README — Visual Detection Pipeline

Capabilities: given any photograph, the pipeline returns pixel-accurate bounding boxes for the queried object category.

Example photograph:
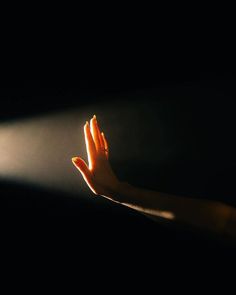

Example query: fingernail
[72,157,79,163]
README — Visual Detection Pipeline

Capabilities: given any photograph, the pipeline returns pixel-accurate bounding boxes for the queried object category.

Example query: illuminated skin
[72,115,120,198]
[72,116,236,242]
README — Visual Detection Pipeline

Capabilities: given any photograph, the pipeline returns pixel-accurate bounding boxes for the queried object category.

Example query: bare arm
[72,116,236,241]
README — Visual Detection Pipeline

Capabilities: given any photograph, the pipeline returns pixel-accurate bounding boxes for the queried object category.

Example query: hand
[72,115,121,198]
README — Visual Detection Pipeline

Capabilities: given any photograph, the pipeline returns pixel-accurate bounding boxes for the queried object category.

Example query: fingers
[99,130,105,151]
[96,118,105,153]
[84,121,96,169]
[84,115,108,165]
[90,115,102,153]
[101,132,109,159]
[93,116,108,158]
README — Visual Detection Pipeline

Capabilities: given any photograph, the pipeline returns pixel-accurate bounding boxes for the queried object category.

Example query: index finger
[84,121,96,169]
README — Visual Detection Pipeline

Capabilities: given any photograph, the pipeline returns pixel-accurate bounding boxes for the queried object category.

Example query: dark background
[1,26,236,264]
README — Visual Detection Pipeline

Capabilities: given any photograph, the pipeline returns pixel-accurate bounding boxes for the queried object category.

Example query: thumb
[72,157,91,181]
[72,157,97,195]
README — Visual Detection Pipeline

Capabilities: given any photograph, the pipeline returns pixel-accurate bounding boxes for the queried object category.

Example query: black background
[1,18,236,267]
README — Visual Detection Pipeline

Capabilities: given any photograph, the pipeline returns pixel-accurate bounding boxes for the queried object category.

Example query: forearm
[106,182,236,239]
[73,116,236,242]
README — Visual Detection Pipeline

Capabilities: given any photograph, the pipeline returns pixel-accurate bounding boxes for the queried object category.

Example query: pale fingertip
[84,122,88,131]
[72,157,79,164]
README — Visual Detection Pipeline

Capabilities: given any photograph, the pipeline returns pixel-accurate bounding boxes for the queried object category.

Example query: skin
[72,115,121,199]
[72,116,236,242]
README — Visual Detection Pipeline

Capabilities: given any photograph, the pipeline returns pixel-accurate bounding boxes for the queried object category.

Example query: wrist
[108,181,133,203]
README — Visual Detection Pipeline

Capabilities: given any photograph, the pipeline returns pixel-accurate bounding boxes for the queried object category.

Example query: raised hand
[72,115,121,198]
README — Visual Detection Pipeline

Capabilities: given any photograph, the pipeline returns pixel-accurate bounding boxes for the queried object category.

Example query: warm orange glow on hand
[72,116,120,197]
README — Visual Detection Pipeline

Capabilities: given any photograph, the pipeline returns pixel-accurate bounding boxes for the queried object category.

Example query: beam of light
[0,109,88,196]
[0,97,175,200]
[0,100,135,197]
